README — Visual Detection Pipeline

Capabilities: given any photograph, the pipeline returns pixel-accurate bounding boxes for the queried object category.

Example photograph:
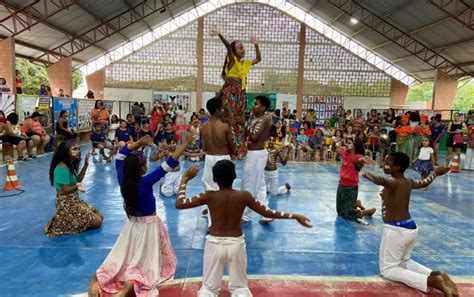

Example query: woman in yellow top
[211,29,262,157]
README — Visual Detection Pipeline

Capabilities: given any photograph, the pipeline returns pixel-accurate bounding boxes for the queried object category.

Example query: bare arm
[77,153,90,182]
[171,133,194,160]
[126,135,152,151]
[245,193,312,227]
[362,172,391,187]
[411,167,450,189]
[175,166,209,209]
[211,30,235,69]
[250,36,261,65]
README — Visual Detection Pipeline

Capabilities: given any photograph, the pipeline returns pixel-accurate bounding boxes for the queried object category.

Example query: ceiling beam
[34,0,175,62]
[124,0,153,32]
[327,0,471,78]
[427,0,474,31]
[75,2,131,43]
[370,16,453,51]
[411,60,474,75]
[350,0,414,38]
[0,0,108,53]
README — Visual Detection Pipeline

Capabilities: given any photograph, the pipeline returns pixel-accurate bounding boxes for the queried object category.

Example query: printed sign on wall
[53,97,78,132]
[17,95,37,122]
[0,92,16,116]
[77,99,97,131]
[303,95,344,124]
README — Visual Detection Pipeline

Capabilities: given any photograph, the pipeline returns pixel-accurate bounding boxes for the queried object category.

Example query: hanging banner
[17,95,38,122]
[246,93,277,111]
[152,91,191,112]
[0,92,16,116]
[36,97,52,132]
[77,99,96,131]
[303,95,344,125]
[53,97,78,132]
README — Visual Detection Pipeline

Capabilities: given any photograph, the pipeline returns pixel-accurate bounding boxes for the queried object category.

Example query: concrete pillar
[85,69,105,99]
[432,69,457,111]
[196,17,204,111]
[47,57,72,97]
[389,78,408,108]
[296,23,306,119]
[0,37,16,93]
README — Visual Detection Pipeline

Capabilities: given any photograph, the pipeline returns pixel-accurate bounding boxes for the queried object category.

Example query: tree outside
[15,58,83,95]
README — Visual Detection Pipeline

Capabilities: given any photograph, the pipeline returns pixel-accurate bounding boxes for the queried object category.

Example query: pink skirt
[96,215,177,297]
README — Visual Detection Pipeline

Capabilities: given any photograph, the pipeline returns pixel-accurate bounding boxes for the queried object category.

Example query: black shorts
[26,132,39,137]
[1,135,31,145]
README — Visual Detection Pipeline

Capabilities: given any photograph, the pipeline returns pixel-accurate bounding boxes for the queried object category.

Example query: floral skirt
[96,216,177,297]
[218,78,247,157]
[44,192,100,237]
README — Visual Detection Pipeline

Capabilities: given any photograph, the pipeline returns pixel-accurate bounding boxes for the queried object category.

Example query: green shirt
[53,165,77,191]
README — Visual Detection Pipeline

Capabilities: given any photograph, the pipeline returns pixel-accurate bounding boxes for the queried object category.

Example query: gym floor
[0,146,472,296]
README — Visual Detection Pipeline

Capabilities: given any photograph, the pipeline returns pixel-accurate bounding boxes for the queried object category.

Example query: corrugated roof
[0,0,472,82]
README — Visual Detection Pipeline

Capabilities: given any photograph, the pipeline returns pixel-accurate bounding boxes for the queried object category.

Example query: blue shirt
[139,129,153,139]
[90,131,106,143]
[115,128,131,142]
[430,123,445,142]
[115,146,179,216]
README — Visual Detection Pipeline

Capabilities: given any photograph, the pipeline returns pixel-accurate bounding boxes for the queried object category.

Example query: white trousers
[202,154,232,191]
[198,235,252,297]
[242,150,268,220]
[264,170,288,196]
[464,148,473,169]
[160,171,182,197]
[379,224,432,292]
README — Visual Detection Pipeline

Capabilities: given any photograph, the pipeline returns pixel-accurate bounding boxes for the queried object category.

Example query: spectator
[85,90,95,99]
[90,100,110,128]
[39,85,48,96]
[150,101,164,134]
[0,77,11,92]
[15,70,22,94]
[1,113,38,160]
[131,102,142,124]
[198,108,209,124]
[21,112,51,155]
[58,89,65,97]
[56,110,77,140]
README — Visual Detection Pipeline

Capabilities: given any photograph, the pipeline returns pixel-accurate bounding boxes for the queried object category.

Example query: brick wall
[432,69,457,111]
[0,38,15,93]
[47,57,72,97]
[389,78,408,108]
[85,69,105,99]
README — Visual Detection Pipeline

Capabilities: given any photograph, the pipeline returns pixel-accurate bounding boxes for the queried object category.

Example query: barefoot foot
[361,208,376,217]
[285,182,291,190]
[428,274,455,297]
[356,199,366,210]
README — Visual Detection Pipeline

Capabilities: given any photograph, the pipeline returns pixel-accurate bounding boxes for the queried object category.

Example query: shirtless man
[241,95,272,223]
[363,152,458,297]
[176,160,312,297]
[264,137,291,197]
[200,98,235,224]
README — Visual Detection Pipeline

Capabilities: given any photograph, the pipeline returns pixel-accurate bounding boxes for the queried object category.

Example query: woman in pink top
[22,112,49,155]
[336,138,376,223]
[150,101,164,134]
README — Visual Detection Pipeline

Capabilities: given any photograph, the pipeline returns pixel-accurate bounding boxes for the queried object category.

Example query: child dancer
[363,153,458,297]
[264,137,291,197]
[412,137,434,191]
[88,134,194,297]
[395,115,413,161]
[241,96,272,223]
[211,29,262,157]
[336,138,376,224]
[176,160,312,297]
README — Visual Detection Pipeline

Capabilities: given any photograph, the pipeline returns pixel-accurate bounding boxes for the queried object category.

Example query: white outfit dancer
[241,149,268,221]
[202,154,232,191]
[161,169,182,197]
[264,170,287,196]
[198,235,252,297]
[380,224,432,292]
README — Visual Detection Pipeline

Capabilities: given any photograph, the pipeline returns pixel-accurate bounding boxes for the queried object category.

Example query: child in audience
[296,127,312,161]
[115,120,132,148]
[140,121,156,159]
[412,137,434,191]
[331,129,344,162]
[309,129,327,162]
[186,115,203,161]
[108,115,119,144]
[265,137,291,196]
[176,160,312,296]
[90,122,114,162]
[367,125,380,161]
[163,122,176,143]
[336,138,376,225]
[125,113,134,131]
[344,125,356,143]
[363,153,457,296]
[131,122,141,142]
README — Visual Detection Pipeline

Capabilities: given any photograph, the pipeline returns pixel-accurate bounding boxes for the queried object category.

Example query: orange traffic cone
[3,160,22,190]
[450,154,461,173]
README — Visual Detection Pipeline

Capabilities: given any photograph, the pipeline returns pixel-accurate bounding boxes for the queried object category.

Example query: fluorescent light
[350,17,359,24]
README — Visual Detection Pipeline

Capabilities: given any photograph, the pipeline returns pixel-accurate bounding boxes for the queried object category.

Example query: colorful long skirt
[218,78,247,157]
[96,216,177,297]
[336,184,359,221]
[396,135,412,160]
[44,192,100,237]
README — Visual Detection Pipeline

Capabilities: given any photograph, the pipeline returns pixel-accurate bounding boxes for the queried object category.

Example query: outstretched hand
[183,165,200,181]
[435,167,450,176]
[184,132,196,146]
[294,214,313,228]
[139,135,153,146]
[210,29,220,36]
[250,36,258,45]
